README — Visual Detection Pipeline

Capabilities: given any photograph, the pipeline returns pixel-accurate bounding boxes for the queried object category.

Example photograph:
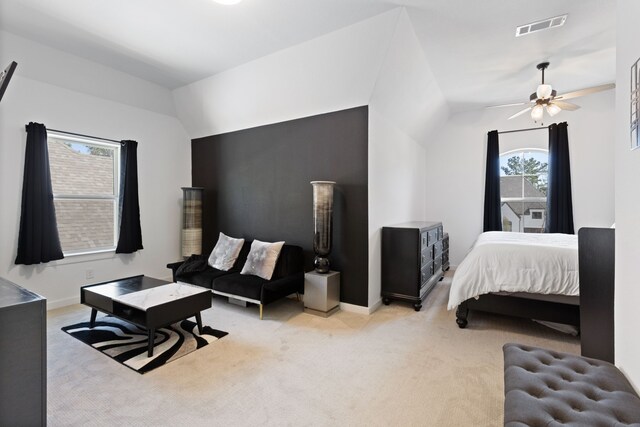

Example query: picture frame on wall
[632,57,639,150]
[0,61,17,103]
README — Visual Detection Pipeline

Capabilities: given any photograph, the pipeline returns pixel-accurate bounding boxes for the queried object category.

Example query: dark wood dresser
[0,277,46,426]
[381,221,445,311]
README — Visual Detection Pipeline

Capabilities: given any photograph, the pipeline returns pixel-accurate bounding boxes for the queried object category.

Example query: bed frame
[454,227,615,350]
[455,294,579,329]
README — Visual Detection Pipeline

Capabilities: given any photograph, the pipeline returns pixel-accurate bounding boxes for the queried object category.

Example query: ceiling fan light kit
[537,84,553,100]
[531,104,544,121]
[489,61,614,123]
[546,103,562,117]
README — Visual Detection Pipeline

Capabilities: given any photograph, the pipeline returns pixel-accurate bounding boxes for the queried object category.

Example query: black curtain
[483,130,502,232]
[115,140,143,253]
[546,122,574,234]
[15,122,64,265]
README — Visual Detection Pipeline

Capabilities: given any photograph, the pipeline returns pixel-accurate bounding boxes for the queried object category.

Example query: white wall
[0,35,191,308]
[368,109,428,308]
[425,90,615,265]
[172,9,398,139]
[367,9,448,307]
[615,0,640,390]
[1,31,176,117]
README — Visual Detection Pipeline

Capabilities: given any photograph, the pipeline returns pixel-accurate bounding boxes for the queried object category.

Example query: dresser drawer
[433,256,442,274]
[421,232,429,250]
[433,240,443,259]
[427,228,438,245]
[421,262,433,286]
[437,225,444,240]
[420,250,433,266]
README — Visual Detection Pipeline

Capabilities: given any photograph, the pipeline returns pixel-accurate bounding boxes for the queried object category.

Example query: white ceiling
[0,0,616,111]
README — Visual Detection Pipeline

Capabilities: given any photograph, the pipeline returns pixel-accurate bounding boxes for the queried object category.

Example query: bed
[449,231,580,329]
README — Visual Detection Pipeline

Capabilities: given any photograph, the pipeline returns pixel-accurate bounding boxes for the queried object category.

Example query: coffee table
[81,275,211,357]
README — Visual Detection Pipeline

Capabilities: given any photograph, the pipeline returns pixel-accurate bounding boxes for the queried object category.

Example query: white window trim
[48,131,121,257]
[500,147,548,156]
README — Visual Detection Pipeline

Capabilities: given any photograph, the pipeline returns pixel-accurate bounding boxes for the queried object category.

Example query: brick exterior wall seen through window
[48,139,117,251]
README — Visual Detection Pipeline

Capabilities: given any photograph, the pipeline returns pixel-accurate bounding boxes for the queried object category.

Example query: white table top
[112,282,209,311]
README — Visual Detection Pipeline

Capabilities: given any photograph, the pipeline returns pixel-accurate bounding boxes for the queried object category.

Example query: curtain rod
[497,126,547,135]
[25,125,122,144]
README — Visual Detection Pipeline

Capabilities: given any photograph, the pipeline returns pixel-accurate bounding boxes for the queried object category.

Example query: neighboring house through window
[499,149,548,233]
[48,132,120,255]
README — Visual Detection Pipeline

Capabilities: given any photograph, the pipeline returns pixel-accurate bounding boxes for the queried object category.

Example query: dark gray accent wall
[191,106,369,307]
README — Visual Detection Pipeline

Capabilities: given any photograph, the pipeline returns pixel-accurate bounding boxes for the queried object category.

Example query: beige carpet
[47,271,578,426]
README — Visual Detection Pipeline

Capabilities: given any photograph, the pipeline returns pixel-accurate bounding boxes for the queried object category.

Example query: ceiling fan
[489,62,615,122]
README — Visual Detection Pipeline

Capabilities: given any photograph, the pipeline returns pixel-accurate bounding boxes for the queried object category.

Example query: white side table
[304,271,340,317]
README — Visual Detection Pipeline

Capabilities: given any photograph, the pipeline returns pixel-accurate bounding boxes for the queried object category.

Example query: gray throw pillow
[208,232,245,271]
[240,239,285,280]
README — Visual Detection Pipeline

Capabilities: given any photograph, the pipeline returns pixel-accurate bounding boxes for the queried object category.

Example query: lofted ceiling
[0,0,615,112]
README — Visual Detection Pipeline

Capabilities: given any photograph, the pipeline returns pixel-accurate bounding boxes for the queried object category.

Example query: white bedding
[447,231,579,310]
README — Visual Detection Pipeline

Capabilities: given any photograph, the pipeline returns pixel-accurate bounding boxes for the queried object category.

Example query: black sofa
[167,242,304,319]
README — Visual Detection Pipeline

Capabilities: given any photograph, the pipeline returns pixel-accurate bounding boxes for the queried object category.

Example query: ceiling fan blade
[508,106,532,120]
[552,100,581,111]
[555,83,615,101]
[485,101,529,109]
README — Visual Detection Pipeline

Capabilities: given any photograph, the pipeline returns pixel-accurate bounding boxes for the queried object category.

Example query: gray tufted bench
[503,343,640,426]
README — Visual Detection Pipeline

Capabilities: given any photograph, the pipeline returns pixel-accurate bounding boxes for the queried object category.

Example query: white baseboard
[47,296,79,310]
[339,300,381,315]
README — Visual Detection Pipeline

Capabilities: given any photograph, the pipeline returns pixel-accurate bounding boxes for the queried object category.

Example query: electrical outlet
[86,269,94,280]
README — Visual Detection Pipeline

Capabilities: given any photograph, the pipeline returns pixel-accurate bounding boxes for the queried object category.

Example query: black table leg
[148,328,155,357]
[195,312,203,335]
[90,308,97,328]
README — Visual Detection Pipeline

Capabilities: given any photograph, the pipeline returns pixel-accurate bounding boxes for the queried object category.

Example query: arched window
[499,149,548,233]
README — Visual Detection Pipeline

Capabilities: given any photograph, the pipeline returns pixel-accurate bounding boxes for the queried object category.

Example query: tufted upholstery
[503,343,640,427]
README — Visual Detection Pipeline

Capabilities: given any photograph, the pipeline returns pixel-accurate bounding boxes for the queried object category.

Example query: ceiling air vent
[516,14,567,37]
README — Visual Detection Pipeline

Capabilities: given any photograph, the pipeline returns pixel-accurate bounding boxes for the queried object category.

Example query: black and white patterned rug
[62,317,228,374]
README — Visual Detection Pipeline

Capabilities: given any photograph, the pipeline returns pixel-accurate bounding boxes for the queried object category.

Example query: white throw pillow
[208,232,245,271]
[240,239,285,280]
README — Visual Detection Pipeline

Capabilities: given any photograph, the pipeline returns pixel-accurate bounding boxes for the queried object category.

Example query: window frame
[47,131,121,256]
[499,148,549,232]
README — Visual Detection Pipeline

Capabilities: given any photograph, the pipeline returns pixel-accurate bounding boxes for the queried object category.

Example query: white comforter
[447,231,579,310]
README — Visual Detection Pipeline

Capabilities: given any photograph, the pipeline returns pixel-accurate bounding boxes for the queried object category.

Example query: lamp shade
[181,187,204,258]
[531,104,544,121]
[536,84,553,99]
[546,103,562,117]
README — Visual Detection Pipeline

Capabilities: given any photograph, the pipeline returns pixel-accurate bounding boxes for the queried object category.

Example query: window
[499,149,548,233]
[48,132,120,255]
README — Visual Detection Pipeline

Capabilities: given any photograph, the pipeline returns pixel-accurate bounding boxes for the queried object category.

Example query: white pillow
[240,239,285,280]
[208,232,245,271]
